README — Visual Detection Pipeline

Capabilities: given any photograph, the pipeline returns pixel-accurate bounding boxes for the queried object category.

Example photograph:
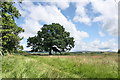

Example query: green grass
[2,53,119,78]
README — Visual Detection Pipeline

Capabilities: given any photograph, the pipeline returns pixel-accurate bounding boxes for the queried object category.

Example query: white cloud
[86,39,117,52]
[50,2,70,10]
[19,19,42,38]
[73,0,118,36]
[71,38,118,52]
[17,0,118,52]
[99,39,118,52]
[18,1,89,51]
[73,0,91,25]
[91,0,118,36]
[99,31,105,37]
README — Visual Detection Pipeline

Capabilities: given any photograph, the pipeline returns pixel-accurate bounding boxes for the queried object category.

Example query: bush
[14,50,30,55]
[16,50,27,53]
[1,50,9,56]
[62,52,71,55]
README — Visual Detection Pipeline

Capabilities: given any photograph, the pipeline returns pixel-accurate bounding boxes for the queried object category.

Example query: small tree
[0,1,24,55]
[27,23,75,55]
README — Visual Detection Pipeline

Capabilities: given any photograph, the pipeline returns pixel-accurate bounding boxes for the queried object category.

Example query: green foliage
[0,1,24,55]
[27,23,75,55]
[15,50,27,54]
[2,54,118,78]
[62,52,72,55]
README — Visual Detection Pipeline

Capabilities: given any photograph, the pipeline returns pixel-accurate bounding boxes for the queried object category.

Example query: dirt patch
[41,55,104,58]
[30,54,49,56]
[21,53,103,58]
[41,55,85,58]
[91,56,103,58]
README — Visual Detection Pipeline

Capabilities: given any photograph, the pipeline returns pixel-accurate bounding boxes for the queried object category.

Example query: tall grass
[2,54,118,78]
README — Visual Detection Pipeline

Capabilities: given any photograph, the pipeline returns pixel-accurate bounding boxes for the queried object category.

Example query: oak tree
[27,23,75,55]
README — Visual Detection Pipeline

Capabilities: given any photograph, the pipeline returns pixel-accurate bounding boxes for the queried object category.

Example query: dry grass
[2,53,119,78]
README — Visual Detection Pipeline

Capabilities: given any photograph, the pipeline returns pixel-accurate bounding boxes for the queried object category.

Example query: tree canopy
[0,1,24,55]
[27,23,75,55]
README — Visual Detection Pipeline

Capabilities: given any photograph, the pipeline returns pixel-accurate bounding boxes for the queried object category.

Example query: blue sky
[15,0,119,52]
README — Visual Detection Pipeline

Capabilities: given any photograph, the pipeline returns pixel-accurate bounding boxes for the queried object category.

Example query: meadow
[1,53,119,78]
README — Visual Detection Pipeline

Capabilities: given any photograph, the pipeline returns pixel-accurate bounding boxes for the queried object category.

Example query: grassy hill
[2,53,119,78]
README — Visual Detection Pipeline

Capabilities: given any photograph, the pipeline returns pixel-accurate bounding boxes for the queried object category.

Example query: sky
[14,0,119,52]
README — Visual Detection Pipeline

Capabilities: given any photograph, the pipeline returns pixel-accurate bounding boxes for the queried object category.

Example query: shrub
[62,52,71,55]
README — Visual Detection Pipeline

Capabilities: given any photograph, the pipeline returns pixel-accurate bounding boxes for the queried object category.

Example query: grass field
[2,53,119,78]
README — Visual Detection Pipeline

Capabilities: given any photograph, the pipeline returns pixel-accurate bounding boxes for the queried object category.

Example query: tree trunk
[49,47,52,55]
